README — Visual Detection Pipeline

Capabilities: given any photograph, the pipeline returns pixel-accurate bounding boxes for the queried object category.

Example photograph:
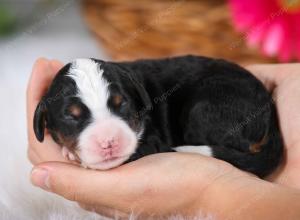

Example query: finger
[29,138,66,165]
[27,58,60,110]
[246,64,300,91]
[26,58,63,132]
[50,59,64,72]
[27,58,54,138]
[30,154,235,215]
[246,65,277,91]
[27,147,41,165]
[26,58,65,163]
[30,162,132,212]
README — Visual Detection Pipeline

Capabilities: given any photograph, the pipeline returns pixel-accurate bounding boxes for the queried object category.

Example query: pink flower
[229,0,300,62]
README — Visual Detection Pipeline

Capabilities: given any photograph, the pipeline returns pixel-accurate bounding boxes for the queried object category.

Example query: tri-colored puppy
[34,55,283,177]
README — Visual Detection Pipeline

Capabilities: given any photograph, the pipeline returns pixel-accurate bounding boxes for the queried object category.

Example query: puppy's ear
[132,80,152,110]
[116,65,152,111]
[33,100,47,142]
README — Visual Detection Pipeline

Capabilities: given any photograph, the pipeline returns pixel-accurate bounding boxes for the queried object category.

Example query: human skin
[247,64,300,188]
[27,59,300,219]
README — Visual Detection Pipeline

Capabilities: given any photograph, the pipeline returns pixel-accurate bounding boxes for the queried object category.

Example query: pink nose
[97,138,118,149]
[93,137,121,157]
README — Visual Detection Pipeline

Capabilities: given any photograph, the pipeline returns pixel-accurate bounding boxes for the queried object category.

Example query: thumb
[30,162,129,209]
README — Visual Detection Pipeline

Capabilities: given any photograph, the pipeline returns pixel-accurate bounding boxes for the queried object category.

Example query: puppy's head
[34,59,150,169]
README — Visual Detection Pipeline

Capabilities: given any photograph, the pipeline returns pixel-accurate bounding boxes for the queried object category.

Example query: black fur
[34,55,283,177]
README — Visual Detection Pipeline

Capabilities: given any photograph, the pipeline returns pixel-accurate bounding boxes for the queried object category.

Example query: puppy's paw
[62,146,76,161]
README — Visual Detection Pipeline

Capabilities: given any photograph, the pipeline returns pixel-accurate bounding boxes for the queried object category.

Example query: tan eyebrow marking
[249,134,268,154]
[69,104,82,117]
[112,95,123,106]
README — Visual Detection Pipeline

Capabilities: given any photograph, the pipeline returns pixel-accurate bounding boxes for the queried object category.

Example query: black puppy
[34,55,283,177]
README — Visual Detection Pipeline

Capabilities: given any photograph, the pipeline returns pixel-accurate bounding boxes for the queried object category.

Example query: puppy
[33,55,283,177]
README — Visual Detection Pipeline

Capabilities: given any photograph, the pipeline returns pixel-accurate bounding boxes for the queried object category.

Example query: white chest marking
[173,145,213,157]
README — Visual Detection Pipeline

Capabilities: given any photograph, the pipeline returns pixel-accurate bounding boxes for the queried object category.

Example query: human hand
[27,58,253,218]
[27,59,300,219]
[31,151,266,219]
[26,58,66,165]
[247,64,300,189]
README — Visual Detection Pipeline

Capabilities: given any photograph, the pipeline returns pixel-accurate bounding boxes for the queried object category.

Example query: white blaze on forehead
[67,58,110,119]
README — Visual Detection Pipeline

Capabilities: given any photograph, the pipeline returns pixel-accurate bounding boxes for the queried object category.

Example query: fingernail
[31,168,50,191]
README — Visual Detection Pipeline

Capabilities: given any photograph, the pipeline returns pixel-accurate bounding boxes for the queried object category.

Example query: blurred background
[0,0,299,162]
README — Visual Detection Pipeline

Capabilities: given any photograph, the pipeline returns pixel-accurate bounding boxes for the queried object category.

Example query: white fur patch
[174,145,213,157]
[68,59,111,120]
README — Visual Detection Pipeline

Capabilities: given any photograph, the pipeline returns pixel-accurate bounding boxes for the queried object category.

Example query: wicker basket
[82,0,275,64]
